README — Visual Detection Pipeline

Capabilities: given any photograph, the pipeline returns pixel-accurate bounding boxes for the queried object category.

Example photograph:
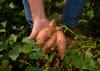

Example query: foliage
[0,0,100,71]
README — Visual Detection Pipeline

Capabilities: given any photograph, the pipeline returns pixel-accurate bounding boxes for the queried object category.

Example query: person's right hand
[36,20,69,60]
[28,18,49,40]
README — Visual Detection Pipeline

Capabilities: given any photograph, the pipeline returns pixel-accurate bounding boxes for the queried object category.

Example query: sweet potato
[49,19,56,32]
[56,30,67,60]
[36,27,51,44]
[42,32,57,53]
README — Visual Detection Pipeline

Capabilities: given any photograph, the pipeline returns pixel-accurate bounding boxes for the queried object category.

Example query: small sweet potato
[36,27,51,44]
[49,19,56,33]
[56,30,67,60]
[42,32,57,53]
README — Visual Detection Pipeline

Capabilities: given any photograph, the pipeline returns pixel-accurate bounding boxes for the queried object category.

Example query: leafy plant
[0,0,100,71]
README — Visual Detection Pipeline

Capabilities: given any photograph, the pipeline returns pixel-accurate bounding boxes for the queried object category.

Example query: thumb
[28,28,38,40]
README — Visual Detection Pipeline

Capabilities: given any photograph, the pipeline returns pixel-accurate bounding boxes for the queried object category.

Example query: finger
[56,30,67,60]
[28,28,38,40]
[41,32,57,53]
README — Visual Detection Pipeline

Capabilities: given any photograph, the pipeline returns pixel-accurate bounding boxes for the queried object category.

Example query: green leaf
[0,29,6,32]
[28,44,42,59]
[0,39,9,49]
[22,43,33,53]
[25,65,43,71]
[33,45,40,52]
[82,57,96,70]
[70,54,96,70]
[22,37,32,44]
[71,55,83,68]
[8,45,22,60]
[85,49,93,58]
[63,56,71,65]
[97,58,100,64]
[29,51,42,59]
[1,21,7,28]
[9,2,15,9]
[2,59,9,66]
[68,48,96,70]
[0,59,11,71]
[10,34,17,43]
[87,9,94,18]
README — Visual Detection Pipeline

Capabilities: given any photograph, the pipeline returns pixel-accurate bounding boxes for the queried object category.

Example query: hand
[28,18,49,40]
[36,20,69,60]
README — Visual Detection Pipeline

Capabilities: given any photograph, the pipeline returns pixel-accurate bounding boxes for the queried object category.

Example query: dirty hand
[28,18,49,40]
[36,20,69,60]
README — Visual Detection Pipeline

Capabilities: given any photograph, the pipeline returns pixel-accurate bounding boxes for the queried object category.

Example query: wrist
[33,16,49,24]
[33,16,46,21]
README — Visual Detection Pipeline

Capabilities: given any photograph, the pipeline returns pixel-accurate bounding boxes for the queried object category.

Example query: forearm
[28,0,46,20]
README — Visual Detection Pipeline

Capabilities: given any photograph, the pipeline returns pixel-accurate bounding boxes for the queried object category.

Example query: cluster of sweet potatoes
[35,19,69,60]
